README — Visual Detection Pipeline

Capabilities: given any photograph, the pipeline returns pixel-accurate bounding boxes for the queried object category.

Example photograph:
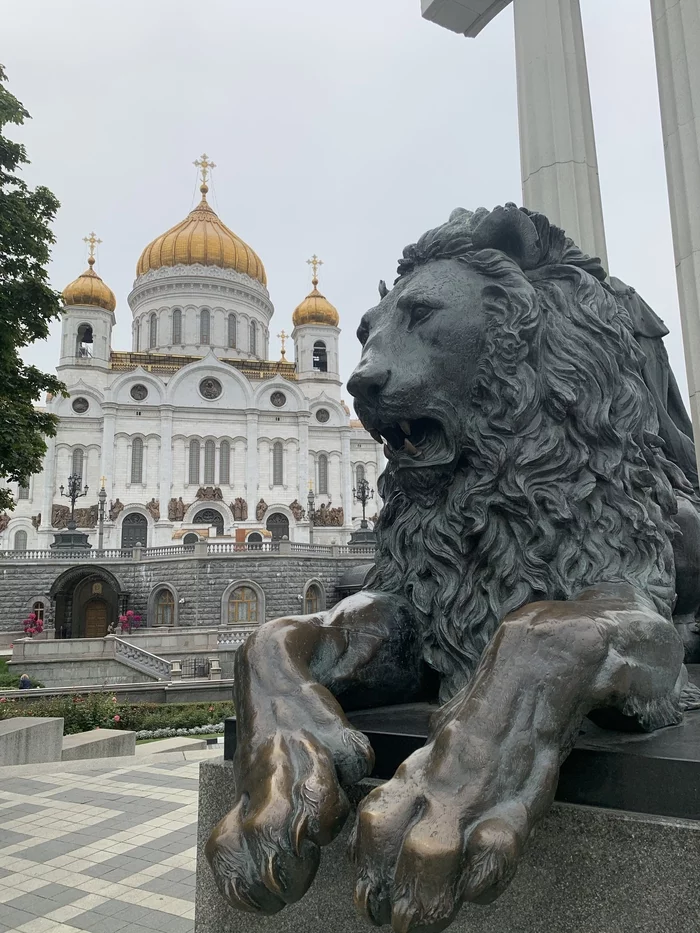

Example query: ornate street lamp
[59,473,89,530]
[353,478,374,529]
[97,476,107,551]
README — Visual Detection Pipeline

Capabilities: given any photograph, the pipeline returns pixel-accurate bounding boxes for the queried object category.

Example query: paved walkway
[0,749,215,933]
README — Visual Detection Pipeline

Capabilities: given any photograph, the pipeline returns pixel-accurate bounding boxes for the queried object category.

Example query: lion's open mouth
[364,417,455,469]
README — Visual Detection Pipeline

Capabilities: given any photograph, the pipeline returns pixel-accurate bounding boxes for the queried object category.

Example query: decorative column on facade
[40,436,57,531]
[650,0,700,464]
[245,411,259,515]
[298,413,310,502]
[100,404,117,495]
[159,406,174,520]
[340,429,352,528]
[513,0,608,269]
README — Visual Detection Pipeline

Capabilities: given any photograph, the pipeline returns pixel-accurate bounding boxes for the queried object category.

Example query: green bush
[0,660,44,690]
[0,693,234,735]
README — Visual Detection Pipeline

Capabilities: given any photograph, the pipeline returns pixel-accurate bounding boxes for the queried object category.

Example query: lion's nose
[348,363,390,404]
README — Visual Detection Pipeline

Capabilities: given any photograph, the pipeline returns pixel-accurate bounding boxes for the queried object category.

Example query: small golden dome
[62,257,116,313]
[292,256,339,327]
[136,185,267,285]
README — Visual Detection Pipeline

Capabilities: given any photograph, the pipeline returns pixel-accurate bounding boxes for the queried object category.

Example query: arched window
[76,323,93,358]
[220,440,231,485]
[305,583,323,615]
[18,484,29,500]
[272,442,284,485]
[172,308,182,345]
[14,530,28,550]
[183,532,199,546]
[313,341,328,372]
[247,532,263,549]
[249,320,257,356]
[200,309,211,345]
[228,586,259,624]
[356,464,366,486]
[318,454,328,494]
[204,440,216,484]
[32,601,45,622]
[131,438,144,484]
[72,448,84,479]
[228,313,237,348]
[134,322,140,352]
[189,439,200,484]
[149,312,157,349]
[154,589,175,625]
[266,512,289,541]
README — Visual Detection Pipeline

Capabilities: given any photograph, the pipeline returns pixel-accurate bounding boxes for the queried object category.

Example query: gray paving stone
[0,778,54,795]
[0,904,35,929]
[68,913,132,932]
[0,827,30,847]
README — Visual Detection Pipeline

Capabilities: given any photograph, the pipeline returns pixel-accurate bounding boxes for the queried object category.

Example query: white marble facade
[2,187,383,550]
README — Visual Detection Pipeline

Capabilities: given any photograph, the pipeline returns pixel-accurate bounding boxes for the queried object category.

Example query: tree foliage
[0,64,65,511]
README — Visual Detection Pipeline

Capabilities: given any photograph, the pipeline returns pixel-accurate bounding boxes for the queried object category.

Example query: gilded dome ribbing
[62,257,116,312]
[136,184,267,285]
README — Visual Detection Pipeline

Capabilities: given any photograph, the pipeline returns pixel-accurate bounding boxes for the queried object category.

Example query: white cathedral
[1,159,383,551]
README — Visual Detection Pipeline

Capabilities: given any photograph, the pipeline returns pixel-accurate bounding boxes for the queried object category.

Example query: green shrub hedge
[0,693,234,735]
[0,660,44,690]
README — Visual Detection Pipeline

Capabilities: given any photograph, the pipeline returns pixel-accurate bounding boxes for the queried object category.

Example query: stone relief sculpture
[314,502,344,526]
[52,503,98,529]
[0,512,9,533]
[231,498,248,521]
[197,486,223,501]
[255,499,268,521]
[288,498,304,521]
[206,205,700,931]
[168,497,187,521]
[109,498,124,521]
[146,498,160,521]
[31,514,41,530]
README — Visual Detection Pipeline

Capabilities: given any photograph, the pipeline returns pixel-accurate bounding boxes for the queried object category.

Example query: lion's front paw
[349,749,530,933]
[206,727,373,914]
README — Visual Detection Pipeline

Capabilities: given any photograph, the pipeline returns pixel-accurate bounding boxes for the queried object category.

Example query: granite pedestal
[0,716,63,766]
[195,757,700,933]
[61,727,136,760]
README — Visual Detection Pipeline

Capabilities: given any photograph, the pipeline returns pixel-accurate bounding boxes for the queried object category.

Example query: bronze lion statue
[206,205,700,932]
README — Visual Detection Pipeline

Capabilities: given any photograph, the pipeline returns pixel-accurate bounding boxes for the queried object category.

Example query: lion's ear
[378,280,389,299]
[471,204,541,270]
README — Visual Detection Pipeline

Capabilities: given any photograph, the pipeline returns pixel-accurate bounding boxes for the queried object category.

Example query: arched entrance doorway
[194,508,224,536]
[49,566,125,639]
[85,598,109,637]
[121,513,148,549]
[266,512,289,541]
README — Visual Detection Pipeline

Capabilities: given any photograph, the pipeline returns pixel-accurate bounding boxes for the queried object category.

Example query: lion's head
[348,204,681,702]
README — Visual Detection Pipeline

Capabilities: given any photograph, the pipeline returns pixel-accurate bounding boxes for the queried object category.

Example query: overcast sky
[3,0,688,405]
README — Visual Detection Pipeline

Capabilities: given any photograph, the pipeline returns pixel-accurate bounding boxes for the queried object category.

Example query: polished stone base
[195,757,700,933]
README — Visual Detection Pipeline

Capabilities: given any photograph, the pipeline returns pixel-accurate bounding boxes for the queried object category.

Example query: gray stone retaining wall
[0,552,372,636]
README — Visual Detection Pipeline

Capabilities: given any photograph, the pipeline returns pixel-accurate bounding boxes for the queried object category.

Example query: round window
[72,397,89,414]
[315,408,330,423]
[271,391,287,408]
[199,378,223,400]
[130,384,148,401]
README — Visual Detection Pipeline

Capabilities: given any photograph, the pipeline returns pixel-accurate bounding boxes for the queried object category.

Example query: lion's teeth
[403,439,419,456]
[383,444,392,458]
[370,430,383,444]
[399,421,411,436]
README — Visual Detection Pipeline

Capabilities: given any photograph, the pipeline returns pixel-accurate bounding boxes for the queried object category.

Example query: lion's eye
[408,304,434,329]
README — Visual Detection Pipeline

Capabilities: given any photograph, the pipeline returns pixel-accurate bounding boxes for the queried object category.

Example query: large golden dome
[62,257,116,313]
[136,184,267,285]
[292,257,339,327]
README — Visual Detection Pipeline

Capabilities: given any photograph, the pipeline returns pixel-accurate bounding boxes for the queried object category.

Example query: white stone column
[159,406,174,519]
[650,0,700,460]
[340,429,352,529]
[513,0,608,269]
[40,436,56,531]
[246,411,259,513]
[100,404,117,494]
[298,414,309,501]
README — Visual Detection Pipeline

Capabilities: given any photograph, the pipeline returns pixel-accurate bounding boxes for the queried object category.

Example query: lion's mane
[369,206,682,702]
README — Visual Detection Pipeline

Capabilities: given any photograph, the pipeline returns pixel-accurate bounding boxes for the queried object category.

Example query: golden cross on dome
[83,231,102,267]
[194,153,216,189]
[277,329,289,361]
[306,254,323,286]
